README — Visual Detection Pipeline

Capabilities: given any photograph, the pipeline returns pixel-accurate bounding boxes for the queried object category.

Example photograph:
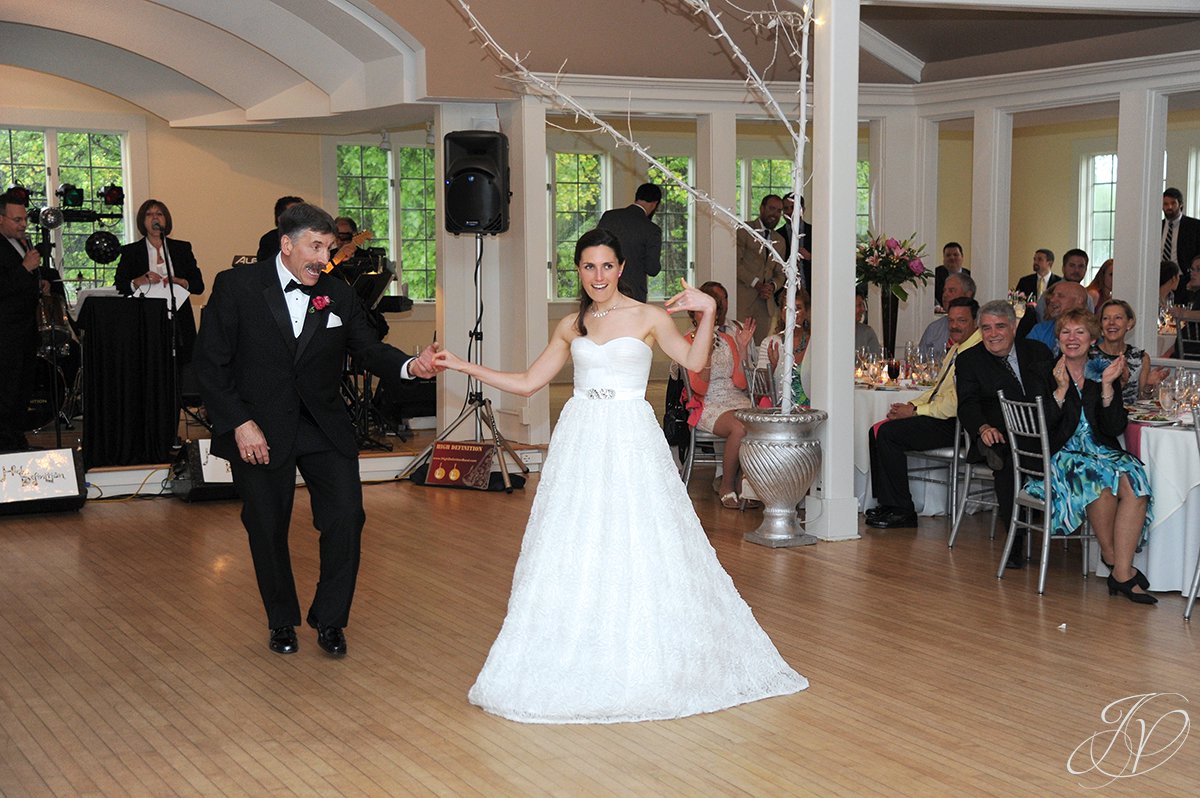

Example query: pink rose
[885,237,901,251]
[908,257,924,275]
[310,295,332,313]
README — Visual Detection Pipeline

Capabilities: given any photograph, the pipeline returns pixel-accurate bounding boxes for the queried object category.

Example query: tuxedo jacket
[596,204,661,303]
[0,236,39,332]
[1041,369,1129,457]
[1164,214,1200,303]
[193,260,412,467]
[114,237,204,296]
[954,338,1054,440]
[779,219,813,292]
[1013,272,1060,302]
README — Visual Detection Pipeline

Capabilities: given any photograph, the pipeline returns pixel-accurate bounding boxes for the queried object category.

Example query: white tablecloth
[1136,425,1200,594]
[853,386,952,516]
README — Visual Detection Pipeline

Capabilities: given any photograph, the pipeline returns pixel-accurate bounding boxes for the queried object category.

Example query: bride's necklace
[590,300,622,319]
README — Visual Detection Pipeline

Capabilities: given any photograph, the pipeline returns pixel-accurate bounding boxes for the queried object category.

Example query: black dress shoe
[269,626,298,654]
[308,619,347,657]
[1107,573,1158,604]
[865,505,892,520]
[866,509,918,529]
[981,443,1004,472]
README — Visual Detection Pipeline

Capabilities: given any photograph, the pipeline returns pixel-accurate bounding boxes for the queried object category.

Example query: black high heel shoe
[1107,573,1158,605]
[1100,556,1150,590]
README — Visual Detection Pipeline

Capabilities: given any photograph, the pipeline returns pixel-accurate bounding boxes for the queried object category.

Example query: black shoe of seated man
[980,442,1004,472]
[1005,533,1025,569]
[308,618,347,657]
[269,626,299,654]
[866,509,918,529]
[865,505,893,520]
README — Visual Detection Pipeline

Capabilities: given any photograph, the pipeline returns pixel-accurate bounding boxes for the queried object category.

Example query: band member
[0,191,41,451]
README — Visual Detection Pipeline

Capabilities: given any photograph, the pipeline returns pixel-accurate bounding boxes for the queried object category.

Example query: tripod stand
[399,234,528,492]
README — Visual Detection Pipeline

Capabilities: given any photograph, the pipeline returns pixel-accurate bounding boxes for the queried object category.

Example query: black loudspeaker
[444,130,510,234]
[171,442,240,502]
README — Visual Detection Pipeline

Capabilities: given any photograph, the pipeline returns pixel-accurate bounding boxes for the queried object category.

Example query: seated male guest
[114,199,205,362]
[256,195,304,263]
[855,293,881,354]
[918,271,976,355]
[866,298,981,528]
[955,300,1053,568]
[1017,280,1087,355]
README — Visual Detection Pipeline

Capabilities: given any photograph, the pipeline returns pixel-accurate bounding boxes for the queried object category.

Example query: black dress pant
[231,416,365,629]
[869,415,956,513]
[0,325,36,450]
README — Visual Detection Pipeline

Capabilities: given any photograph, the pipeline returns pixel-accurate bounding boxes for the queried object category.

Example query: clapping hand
[664,278,715,316]
[1100,354,1125,387]
[1052,357,1071,392]
[734,317,756,353]
[767,338,780,370]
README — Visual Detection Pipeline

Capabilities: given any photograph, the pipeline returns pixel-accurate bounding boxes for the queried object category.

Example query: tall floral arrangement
[855,233,929,301]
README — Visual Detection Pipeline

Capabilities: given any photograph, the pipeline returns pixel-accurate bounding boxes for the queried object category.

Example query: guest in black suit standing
[256,195,304,264]
[0,191,41,451]
[114,199,205,363]
[194,203,438,657]
[1162,187,1200,306]
[1013,248,1060,303]
[779,193,813,292]
[933,242,969,312]
[955,300,1053,569]
[597,183,661,303]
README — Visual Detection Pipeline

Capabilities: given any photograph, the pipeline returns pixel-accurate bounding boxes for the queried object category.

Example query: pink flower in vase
[908,257,925,275]
[309,295,332,313]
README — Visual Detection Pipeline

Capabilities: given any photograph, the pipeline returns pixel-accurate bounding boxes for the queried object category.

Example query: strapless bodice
[570,336,651,400]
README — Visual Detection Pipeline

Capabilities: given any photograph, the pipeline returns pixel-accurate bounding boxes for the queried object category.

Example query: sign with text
[426,441,495,489]
[197,439,234,483]
[0,449,81,503]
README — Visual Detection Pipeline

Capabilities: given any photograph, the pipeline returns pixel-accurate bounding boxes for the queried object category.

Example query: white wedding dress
[468,336,807,724]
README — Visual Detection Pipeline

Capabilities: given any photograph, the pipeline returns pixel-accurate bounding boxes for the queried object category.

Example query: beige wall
[936,130,973,272]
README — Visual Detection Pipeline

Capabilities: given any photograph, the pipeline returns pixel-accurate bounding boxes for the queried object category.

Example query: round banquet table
[853,385,953,516]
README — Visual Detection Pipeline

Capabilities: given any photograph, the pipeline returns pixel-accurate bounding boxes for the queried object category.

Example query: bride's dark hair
[574,228,628,336]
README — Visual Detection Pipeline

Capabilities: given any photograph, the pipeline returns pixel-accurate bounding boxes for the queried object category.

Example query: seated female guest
[1027,307,1155,604]
[1159,260,1181,313]
[686,281,755,508]
[1087,299,1167,404]
[1085,258,1113,308]
[756,287,811,407]
[114,199,205,361]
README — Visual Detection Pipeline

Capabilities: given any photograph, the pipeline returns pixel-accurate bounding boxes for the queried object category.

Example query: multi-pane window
[1084,153,1117,274]
[0,127,126,286]
[335,143,437,300]
[57,131,125,285]
[856,159,871,243]
[749,158,794,218]
[551,152,603,299]
[646,156,692,299]
[395,147,437,300]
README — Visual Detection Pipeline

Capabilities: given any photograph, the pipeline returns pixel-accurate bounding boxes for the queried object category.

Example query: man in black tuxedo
[955,300,1053,569]
[195,203,438,657]
[1013,248,1060,303]
[0,191,42,452]
[596,183,661,303]
[1162,187,1200,306]
[779,193,813,292]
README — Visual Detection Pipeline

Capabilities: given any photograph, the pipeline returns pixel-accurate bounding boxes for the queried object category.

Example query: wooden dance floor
[1,474,1197,796]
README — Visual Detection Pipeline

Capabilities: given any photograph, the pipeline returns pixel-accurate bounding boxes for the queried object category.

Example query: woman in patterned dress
[1086,299,1168,404]
[1026,307,1156,604]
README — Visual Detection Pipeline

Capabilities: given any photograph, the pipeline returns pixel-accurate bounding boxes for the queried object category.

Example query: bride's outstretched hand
[665,278,715,315]
[432,349,467,373]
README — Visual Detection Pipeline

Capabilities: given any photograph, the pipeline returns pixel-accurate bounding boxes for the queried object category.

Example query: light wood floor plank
[2,473,1197,796]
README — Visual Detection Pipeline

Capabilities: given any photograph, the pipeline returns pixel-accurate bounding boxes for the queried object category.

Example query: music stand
[343,264,400,450]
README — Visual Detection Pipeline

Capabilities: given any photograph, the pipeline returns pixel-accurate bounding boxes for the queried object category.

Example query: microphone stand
[157,226,183,450]
[33,230,67,448]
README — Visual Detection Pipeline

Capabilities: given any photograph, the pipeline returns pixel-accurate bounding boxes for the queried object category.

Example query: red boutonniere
[309,295,332,313]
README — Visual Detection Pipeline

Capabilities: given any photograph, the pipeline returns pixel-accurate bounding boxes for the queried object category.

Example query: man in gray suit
[597,183,662,303]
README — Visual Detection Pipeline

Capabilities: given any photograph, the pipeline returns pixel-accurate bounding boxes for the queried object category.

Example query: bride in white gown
[433,229,807,724]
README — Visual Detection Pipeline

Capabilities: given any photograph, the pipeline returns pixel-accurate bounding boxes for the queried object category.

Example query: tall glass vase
[879,287,900,358]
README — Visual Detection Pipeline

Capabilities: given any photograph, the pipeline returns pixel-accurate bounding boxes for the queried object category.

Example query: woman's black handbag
[662,375,690,452]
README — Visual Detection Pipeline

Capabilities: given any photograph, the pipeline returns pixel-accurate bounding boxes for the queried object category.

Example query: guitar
[322,229,373,273]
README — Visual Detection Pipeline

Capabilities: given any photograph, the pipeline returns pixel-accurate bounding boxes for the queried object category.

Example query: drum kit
[27,293,82,433]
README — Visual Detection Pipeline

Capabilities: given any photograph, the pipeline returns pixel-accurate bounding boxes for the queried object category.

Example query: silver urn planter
[733,407,828,548]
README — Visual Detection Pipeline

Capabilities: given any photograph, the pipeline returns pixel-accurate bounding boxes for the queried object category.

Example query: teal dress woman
[1023,308,1155,604]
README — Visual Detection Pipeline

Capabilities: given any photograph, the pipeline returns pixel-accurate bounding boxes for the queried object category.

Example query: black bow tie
[285,279,313,296]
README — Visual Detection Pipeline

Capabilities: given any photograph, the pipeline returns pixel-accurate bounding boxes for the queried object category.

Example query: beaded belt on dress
[573,387,641,400]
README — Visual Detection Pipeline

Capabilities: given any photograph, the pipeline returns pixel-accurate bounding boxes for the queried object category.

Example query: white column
[495,96,552,443]
[434,102,504,440]
[696,111,738,288]
[807,0,860,542]
[1113,88,1167,355]
[971,107,1013,303]
[874,108,940,344]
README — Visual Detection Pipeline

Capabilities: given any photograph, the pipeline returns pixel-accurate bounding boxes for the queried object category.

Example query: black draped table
[78,296,176,469]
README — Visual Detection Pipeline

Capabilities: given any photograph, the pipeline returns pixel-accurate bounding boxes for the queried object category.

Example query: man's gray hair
[979,299,1016,324]
[946,271,976,297]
